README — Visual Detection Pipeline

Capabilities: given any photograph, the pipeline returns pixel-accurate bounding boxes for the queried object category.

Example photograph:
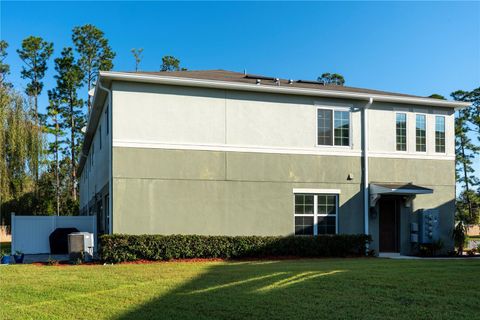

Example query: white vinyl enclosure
[11,214,96,254]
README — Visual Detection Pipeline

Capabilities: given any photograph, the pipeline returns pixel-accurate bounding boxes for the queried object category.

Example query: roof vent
[245,74,276,81]
[296,79,325,85]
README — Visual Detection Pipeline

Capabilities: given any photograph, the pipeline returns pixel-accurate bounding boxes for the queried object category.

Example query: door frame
[378,197,401,253]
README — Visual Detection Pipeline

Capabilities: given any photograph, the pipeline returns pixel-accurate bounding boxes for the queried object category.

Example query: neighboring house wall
[108,81,456,254]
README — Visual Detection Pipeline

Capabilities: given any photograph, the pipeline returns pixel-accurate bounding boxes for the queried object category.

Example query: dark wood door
[379,198,399,252]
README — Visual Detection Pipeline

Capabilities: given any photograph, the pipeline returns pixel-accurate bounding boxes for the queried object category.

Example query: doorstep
[378,252,420,259]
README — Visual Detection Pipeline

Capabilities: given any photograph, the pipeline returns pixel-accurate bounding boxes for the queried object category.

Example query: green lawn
[1,258,479,319]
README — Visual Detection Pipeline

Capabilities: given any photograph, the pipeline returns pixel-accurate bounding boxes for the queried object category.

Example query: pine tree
[46,89,64,215]
[467,88,480,139]
[452,90,480,222]
[0,40,10,88]
[428,94,446,100]
[54,47,84,201]
[160,56,186,72]
[131,48,143,72]
[72,24,115,113]
[16,36,53,195]
[318,73,345,86]
[16,36,54,121]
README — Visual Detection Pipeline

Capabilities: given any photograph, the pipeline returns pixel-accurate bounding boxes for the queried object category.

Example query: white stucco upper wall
[368,103,455,157]
[110,81,454,160]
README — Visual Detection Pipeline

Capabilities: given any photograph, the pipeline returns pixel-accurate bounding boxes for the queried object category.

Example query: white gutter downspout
[97,80,113,235]
[363,97,373,248]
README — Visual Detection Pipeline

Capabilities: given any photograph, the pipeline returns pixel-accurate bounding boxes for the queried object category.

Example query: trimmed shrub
[99,234,372,263]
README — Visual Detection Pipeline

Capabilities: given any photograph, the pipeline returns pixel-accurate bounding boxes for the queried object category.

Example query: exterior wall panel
[368,103,455,158]
[368,158,455,254]
[78,80,458,255]
[112,147,455,254]
[111,81,454,161]
[113,147,364,236]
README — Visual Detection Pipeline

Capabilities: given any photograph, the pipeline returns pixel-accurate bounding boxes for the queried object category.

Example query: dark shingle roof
[125,69,423,99]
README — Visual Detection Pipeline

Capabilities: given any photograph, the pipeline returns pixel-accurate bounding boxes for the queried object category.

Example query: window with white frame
[294,193,338,235]
[435,116,445,153]
[317,108,350,146]
[415,114,426,152]
[396,113,407,151]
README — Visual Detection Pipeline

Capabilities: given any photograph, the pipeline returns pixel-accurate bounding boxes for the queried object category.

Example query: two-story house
[78,70,469,255]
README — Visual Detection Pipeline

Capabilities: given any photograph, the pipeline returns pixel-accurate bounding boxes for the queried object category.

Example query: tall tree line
[0,24,115,221]
[2,24,188,220]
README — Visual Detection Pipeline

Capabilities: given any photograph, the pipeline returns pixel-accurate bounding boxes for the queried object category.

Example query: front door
[379,198,400,252]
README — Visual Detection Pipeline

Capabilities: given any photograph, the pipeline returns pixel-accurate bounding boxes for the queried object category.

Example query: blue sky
[1,1,479,175]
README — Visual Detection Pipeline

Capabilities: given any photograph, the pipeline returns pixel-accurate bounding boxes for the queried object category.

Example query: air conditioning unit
[68,232,94,262]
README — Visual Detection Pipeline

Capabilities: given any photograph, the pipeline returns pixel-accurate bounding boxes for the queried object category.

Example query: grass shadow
[114,258,480,320]
[115,260,348,320]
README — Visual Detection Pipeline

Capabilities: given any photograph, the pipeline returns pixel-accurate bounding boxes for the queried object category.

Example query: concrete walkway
[379,252,480,260]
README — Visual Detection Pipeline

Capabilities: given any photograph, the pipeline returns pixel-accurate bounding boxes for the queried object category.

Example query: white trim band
[112,139,455,161]
[293,188,341,194]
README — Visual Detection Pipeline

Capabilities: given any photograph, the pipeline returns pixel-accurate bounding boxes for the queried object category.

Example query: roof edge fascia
[99,71,471,109]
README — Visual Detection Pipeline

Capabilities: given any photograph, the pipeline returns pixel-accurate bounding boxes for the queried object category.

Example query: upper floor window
[317,108,350,146]
[435,116,445,153]
[396,113,407,151]
[294,193,338,236]
[416,114,426,152]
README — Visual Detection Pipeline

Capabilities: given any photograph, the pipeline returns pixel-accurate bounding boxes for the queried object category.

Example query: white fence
[11,214,96,254]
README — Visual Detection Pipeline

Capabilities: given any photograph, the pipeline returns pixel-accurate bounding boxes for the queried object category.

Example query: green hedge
[99,234,372,263]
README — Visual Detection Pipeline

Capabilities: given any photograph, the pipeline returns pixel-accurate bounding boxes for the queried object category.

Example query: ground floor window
[294,193,338,235]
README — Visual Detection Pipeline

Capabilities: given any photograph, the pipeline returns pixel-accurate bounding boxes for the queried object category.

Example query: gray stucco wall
[112,147,363,236]
[112,147,455,254]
